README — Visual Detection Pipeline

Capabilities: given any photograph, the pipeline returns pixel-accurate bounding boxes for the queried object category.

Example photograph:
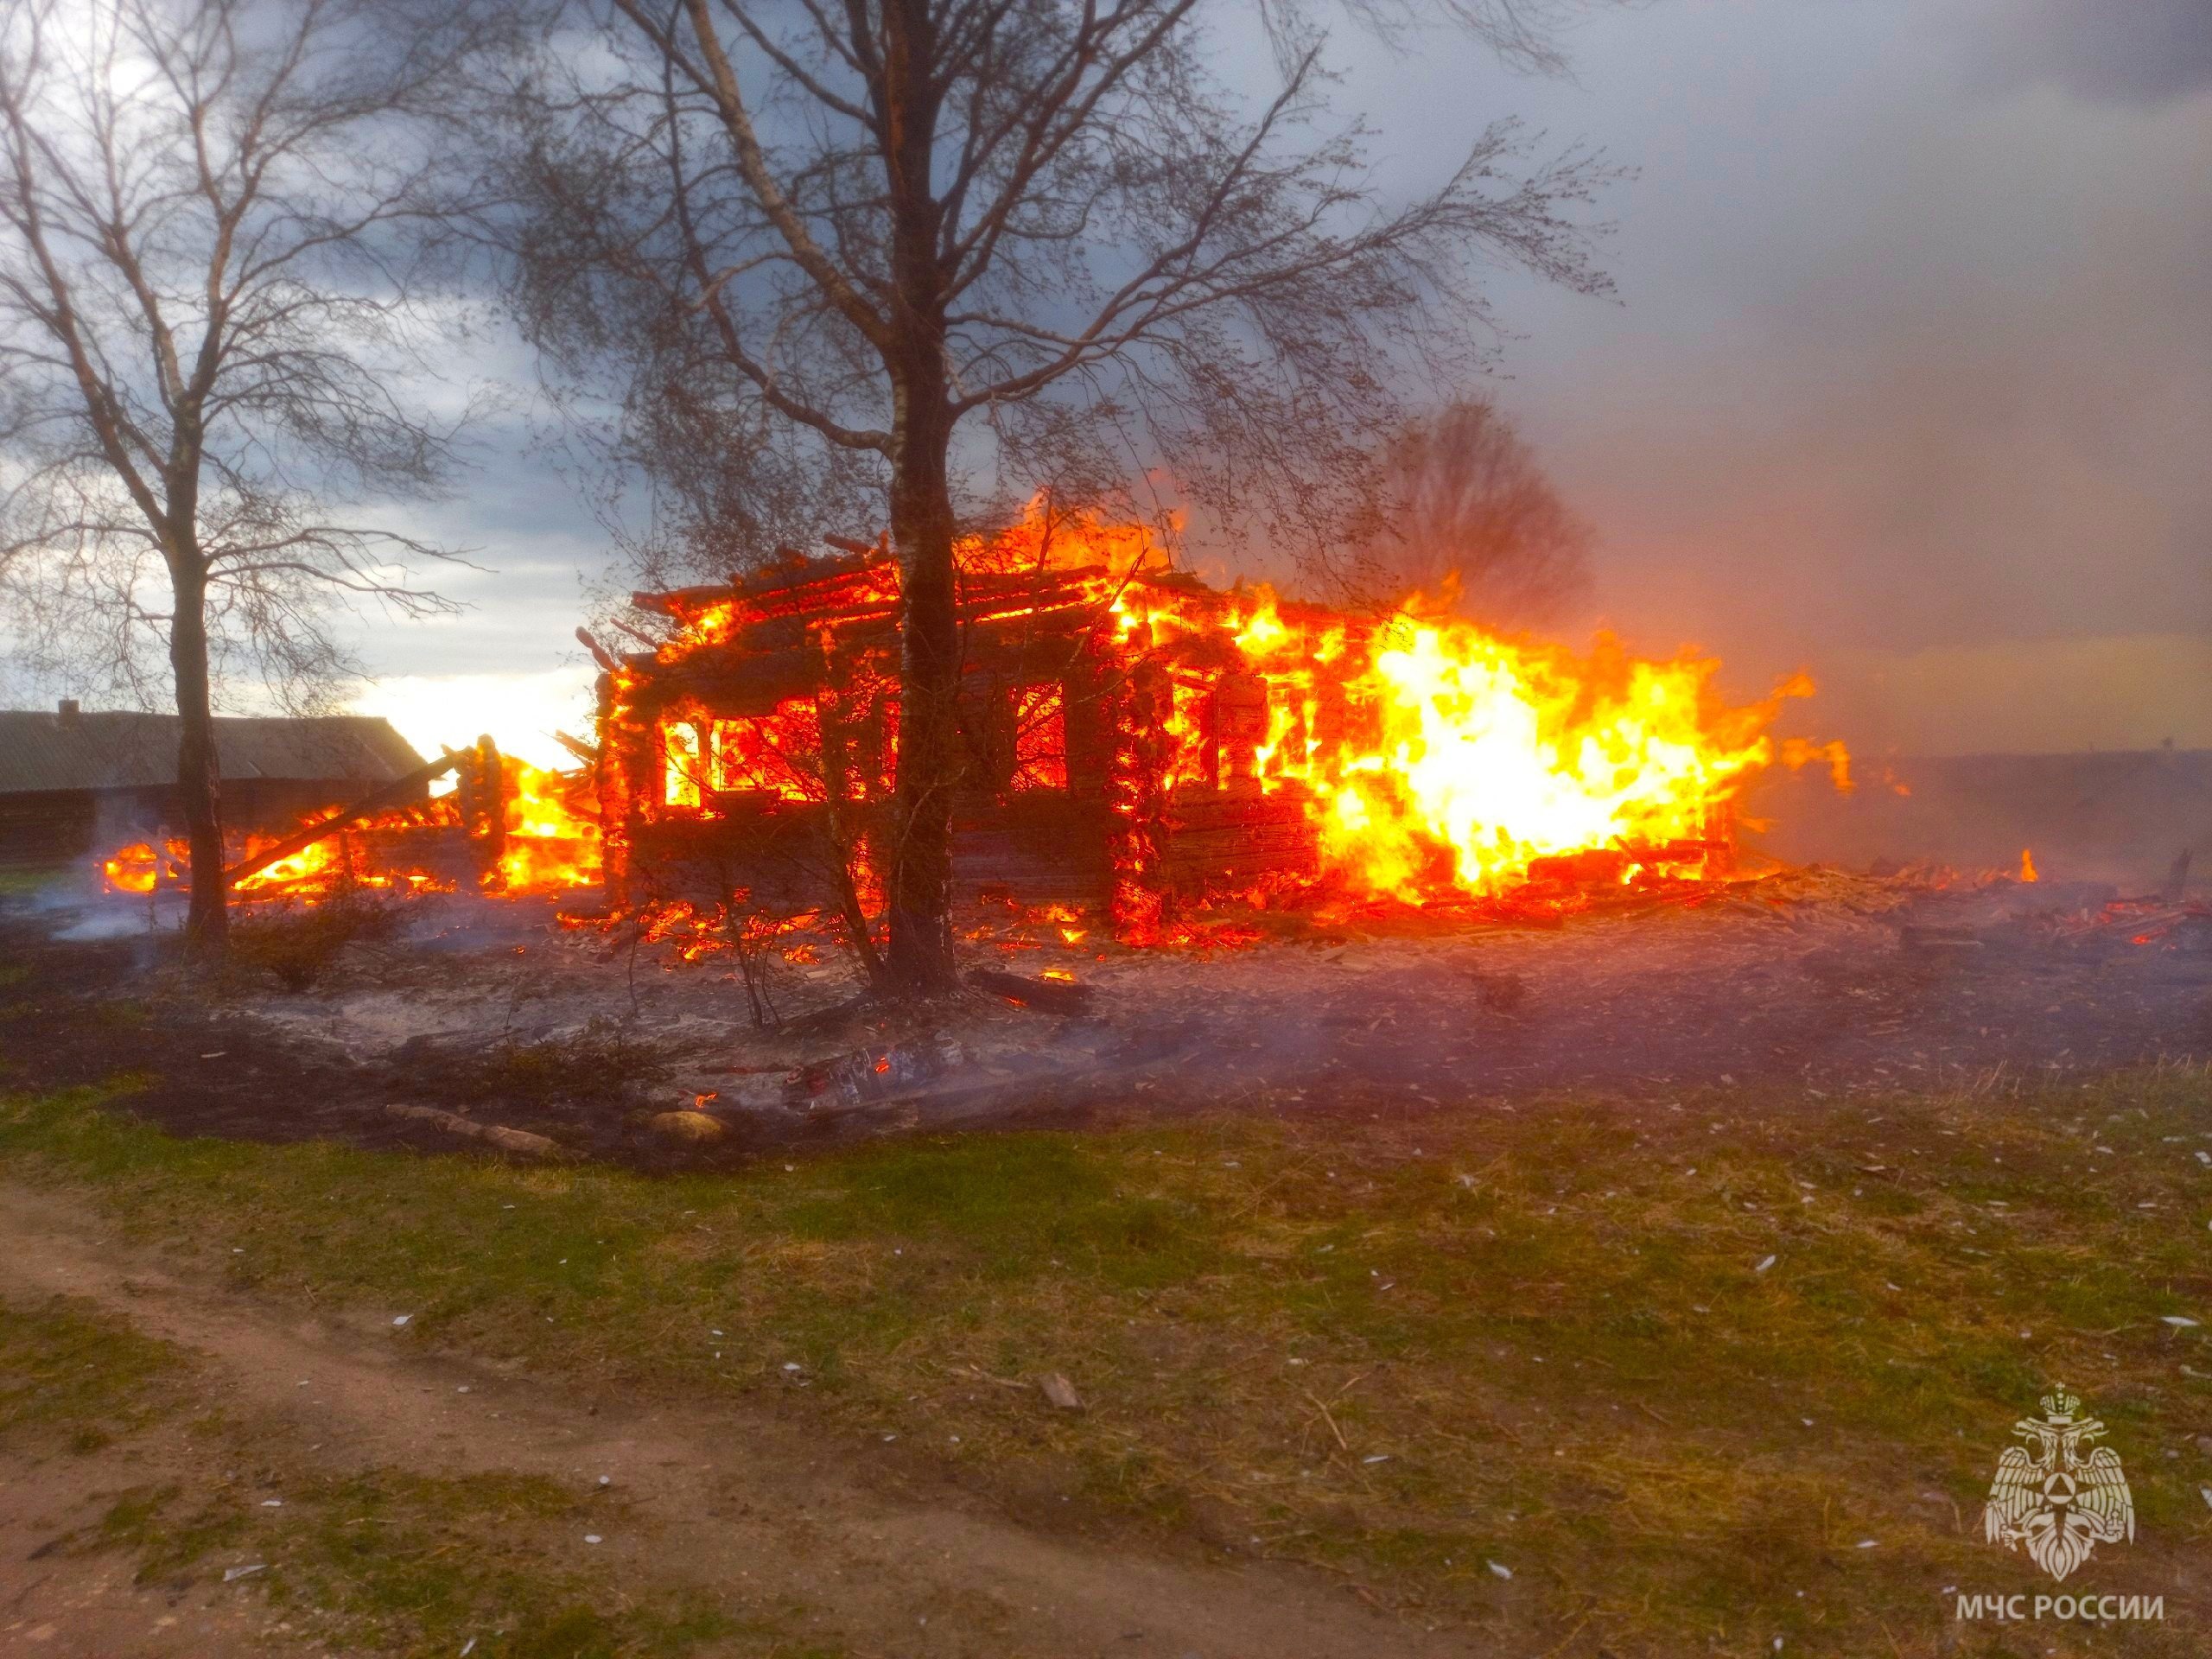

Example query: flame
[1108,575,1840,905]
[236,833,351,893]
[1012,683,1070,792]
[957,494,1175,578]
[92,753,599,903]
[1316,625,1769,897]
[2020,848,2038,883]
[89,501,1846,942]
[664,721,703,808]
[1780,737,1854,792]
[101,841,172,894]
[497,760,603,892]
[99,829,361,898]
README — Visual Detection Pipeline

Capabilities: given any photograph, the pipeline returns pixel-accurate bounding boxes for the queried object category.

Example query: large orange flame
[498,760,602,891]
[1316,625,1767,896]
[1109,574,1845,903]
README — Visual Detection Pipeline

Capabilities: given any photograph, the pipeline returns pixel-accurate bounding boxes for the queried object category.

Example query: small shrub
[451,1017,672,1109]
[229,896,398,992]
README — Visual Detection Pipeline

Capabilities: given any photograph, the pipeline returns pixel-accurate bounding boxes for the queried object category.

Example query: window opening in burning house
[1254,683,1325,792]
[663,721,703,809]
[1166,677,1216,792]
[711,702,823,800]
[1010,683,1069,792]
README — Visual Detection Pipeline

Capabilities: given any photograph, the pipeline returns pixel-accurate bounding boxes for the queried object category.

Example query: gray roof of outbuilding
[0,710,425,795]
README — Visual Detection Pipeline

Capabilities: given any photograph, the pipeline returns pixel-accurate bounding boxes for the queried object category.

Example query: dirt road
[0,1183,1468,1658]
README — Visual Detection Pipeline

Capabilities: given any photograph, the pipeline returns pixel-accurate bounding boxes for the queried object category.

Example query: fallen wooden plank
[969,967,1096,1016]
[1899,924,1985,953]
[384,1103,568,1160]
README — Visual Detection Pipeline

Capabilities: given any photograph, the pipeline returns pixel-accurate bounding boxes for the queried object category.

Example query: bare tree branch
[1348,395,1592,621]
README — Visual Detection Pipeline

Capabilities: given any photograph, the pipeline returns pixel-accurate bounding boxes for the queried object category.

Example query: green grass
[0,1293,184,1452]
[92,1470,778,1659]
[6,1066,2212,1654]
[0,865,70,898]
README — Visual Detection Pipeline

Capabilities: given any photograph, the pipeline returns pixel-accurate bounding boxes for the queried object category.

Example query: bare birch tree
[499,0,1617,993]
[1359,396,1593,624]
[0,0,495,945]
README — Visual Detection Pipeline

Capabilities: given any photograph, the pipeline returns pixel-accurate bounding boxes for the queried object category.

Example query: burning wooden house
[590,505,1834,940]
[591,519,1313,938]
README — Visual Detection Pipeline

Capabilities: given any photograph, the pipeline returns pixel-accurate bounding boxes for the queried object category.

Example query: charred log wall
[605,552,1323,922]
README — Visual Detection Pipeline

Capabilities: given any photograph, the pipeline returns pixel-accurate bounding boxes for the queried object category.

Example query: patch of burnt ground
[3,868,2209,1168]
[0,916,410,1147]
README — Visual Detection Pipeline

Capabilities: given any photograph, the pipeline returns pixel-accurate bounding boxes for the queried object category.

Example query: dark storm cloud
[1973,0,2212,105]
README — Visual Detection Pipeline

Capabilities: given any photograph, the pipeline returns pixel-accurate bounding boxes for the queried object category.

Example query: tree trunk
[168,556,228,948]
[878,0,959,996]
[883,376,961,994]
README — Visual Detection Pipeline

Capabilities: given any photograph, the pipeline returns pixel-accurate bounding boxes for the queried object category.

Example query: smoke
[1318,0,2212,753]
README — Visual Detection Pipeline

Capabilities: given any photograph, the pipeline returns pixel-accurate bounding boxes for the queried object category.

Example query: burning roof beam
[219,746,465,887]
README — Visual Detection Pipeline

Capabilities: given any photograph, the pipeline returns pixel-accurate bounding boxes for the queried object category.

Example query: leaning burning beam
[219,746,468,888]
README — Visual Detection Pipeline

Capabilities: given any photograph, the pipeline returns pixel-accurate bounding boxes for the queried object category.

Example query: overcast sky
[335,0,2211,766]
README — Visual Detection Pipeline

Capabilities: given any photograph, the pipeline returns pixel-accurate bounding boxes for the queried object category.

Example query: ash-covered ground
[5,868,2208,1163]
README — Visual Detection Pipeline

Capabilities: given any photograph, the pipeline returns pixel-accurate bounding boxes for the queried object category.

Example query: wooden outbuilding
[0,702,426,866]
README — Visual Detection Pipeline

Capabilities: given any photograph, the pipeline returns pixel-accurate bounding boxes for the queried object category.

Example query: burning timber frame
[86,733,557,900]
[592,538,1338,937]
